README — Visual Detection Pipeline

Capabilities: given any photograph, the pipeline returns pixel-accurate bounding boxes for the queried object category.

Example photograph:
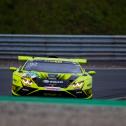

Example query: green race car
[10,56,96,99]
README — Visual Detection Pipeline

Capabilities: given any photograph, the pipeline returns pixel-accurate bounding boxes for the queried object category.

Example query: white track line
[109,96,126,100]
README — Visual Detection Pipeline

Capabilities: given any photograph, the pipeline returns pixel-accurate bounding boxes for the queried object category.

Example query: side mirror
[10,67,17,71]
[88,71,96,75]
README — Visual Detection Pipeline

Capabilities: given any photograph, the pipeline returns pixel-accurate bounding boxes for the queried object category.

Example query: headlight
[22,77,33,86]
[72,81,84,88]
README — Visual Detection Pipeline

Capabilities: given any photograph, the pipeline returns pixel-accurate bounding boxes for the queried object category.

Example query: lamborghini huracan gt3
[10,56,96,99]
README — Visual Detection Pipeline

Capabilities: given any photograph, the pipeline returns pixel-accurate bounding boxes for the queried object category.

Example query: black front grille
[16,86,90,98]
[33,77,70,88]
[28,90,87,98]
[29,90,72,97]
[17,86,36,96]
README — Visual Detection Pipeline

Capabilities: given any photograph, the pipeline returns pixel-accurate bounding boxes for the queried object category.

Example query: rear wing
[18,56,87,64]
[18,56,33,61]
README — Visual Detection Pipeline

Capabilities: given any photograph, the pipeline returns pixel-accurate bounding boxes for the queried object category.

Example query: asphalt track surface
[0,68,126,99]
[0,68,126,126]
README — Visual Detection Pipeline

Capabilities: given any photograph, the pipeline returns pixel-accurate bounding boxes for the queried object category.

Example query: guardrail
[0,34,126,61]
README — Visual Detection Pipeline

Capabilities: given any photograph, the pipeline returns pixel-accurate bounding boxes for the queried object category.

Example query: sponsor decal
[22,72,38,78]
[44,86,60,91]
[43,60,62,63]
[43,80,49,83]
[43,80,63,84]
[22,88,29,91]
[49,80,63,84]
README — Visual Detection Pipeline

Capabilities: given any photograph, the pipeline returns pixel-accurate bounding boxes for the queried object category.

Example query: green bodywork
[11,56,96,99]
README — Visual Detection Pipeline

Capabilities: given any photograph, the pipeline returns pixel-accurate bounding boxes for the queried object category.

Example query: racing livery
[10,56,96,99]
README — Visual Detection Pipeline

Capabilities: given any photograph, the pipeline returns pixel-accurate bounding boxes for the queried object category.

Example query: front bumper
[12,86,92,99]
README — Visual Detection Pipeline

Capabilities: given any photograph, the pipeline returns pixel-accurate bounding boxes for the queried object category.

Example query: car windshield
[23,60,82,73]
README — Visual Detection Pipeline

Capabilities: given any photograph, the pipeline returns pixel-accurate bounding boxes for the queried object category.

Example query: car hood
[20,71,87,88]
[22,71,83,81]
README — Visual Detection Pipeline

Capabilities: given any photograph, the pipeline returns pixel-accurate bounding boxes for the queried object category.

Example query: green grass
[0,0,126,34]
[0,96,126,107]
